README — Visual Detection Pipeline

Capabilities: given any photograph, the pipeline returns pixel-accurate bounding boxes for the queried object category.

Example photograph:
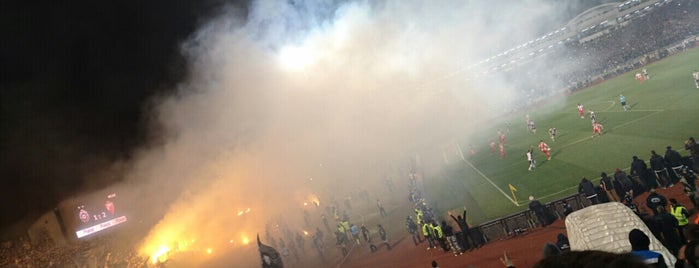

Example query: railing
[472,193,591,243]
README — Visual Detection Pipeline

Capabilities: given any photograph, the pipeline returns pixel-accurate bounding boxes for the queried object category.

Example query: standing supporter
[679,176,699,209]
[561,201,574,216]
[449,208,473,251]
[654,206,683,255]
[579,177,599,205]
[542,243,561,258]
[601,172,620,202]
[405,216,421,245]
[677,240,699,268]
[614,168,634,198]
[665,146,684,182]
[529,196,554,226]
[555,233,571,253]
[377,224,391,250]
[650,150,672,188]
[441,220,463,256]
[360,225,370,244]
[628,229,668,268]
[647,189,668,215]
[669,198,690,243]
[350,224,361,245]
[686,137,699,172]
[534,250,651,268]
[631,155,654,190]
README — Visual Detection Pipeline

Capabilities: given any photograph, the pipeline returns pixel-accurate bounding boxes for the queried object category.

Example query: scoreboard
[72,192,128,239]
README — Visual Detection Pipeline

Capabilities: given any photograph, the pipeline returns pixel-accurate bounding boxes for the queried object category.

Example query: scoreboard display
[73,192,128,238]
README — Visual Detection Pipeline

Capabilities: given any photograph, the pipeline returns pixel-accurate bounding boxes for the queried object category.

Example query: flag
[508,184,517,192]
[258,234,283,268]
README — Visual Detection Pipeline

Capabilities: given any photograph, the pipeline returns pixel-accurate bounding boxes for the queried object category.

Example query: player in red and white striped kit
[539,140,551,161]
[577,103,584,119]
[592,122,604,138]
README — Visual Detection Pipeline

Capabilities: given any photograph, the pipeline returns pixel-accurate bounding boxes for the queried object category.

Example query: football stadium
[2,0,699,267]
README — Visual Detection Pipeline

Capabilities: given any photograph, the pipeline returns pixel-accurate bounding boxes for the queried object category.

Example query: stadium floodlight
[278,45,315,71]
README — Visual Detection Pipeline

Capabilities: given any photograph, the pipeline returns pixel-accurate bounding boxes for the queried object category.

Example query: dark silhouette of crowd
[0,230,145,267]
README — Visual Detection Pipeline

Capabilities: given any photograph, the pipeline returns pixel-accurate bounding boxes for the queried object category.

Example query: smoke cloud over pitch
[100,0,602,264]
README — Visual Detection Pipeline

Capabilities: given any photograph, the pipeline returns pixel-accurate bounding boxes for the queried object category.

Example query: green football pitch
[429,48,699,225]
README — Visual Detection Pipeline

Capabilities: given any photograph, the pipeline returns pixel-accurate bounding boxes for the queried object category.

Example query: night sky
[0,0,612,231]
[0,0,248,229]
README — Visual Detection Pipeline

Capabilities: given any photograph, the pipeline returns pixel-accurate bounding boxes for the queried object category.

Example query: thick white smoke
[103,0,592,265]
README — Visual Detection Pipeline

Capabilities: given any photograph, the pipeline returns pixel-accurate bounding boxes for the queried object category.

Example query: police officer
[422,222,436,250]
[431,222,447,252]
[670,198,690,243]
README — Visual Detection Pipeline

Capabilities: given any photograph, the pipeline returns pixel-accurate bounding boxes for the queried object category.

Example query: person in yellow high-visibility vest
[431,222,447,251]
[422,222,435,250]
[670,198,690,243]
[415,208,424,224]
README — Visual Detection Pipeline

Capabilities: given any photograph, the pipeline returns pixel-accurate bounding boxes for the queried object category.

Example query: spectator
[650,150,672,188]
[601,172,621,202]
[542,242,561,258]
[406,216,421,245]
[529,196,555,226]
[579,177,599,205]
[377,224,391,250]
[556,233,571,253]
[614,168,634,198]
[646,189,668,215]
[441,220,463,256]
[628,228,668,268]
[665,146,684,181]
[449,207,475,250]
[676,240,699,268]
[561,201,574,216]
[533,250,651,268]
[653,206,683,255]
[631,155,654,190]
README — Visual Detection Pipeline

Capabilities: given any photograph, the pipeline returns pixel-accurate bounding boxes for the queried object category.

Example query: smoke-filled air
[94,0,598,266]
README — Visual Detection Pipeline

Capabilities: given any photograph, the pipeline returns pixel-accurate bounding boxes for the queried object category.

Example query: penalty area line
[460,158,520,207]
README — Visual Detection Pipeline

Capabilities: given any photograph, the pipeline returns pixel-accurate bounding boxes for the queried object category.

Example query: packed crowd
[0,230,145,268]
[506,0,699,109]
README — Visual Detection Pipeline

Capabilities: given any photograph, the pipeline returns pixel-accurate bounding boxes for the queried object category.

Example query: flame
[303,230,308,236]
[308,194,320,206]
[206,248,213,254]
[150,245,170,264]
[242,235,250,245]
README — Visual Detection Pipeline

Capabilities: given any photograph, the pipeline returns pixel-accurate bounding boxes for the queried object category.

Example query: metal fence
[474,193,591,243]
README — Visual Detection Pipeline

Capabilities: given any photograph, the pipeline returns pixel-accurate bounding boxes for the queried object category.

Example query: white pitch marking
[460,158,520,206]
